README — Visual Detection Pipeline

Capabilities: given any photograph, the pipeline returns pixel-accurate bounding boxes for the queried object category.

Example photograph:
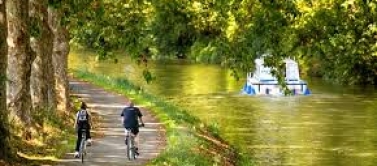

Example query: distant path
[56,79,166,166]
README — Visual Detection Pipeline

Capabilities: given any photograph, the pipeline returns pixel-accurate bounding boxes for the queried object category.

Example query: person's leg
[86,126,92,145]
[124,128,128,144]
[86,124,91,139]
[74,128,82,157]
[75,129,82,151]
[132,128,140,154]
[135,134,139,151]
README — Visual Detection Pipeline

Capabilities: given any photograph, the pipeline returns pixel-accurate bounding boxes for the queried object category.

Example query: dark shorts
[125,127,139,135]
[78,121,90,129]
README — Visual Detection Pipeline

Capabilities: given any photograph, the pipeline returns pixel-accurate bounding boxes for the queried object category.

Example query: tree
[6,0,33,139]
[30,0,54,112]
[0,0,11,159]
[48,5,70,114]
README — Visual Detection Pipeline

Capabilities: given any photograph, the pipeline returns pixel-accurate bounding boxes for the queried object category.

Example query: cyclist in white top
[74,102,92,158]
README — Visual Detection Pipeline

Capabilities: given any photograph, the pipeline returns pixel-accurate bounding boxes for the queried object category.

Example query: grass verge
[0,96,98,166]
[71,68,240,166]
[1,111,75,165]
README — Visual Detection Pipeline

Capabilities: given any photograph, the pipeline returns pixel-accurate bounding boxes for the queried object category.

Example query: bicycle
[79,129,88,163]
[125,128,137,160]
[125,124,143,160]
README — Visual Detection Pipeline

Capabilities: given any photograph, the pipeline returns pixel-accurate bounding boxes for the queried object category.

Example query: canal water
[69,49,377,166]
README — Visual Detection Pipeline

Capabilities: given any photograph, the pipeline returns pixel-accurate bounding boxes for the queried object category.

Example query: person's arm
[137,108,144,126]
[139,116,144,127]
[87,109,92,127]
[73,112,78,131]
[120,109,124,125]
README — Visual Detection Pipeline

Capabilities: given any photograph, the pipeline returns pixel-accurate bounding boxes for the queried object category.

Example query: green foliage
[294,0,377,84]
[150,131,213,166]
[48,0,63,8]
[142,69,155,84]
[69,0,377,85]
[31,107,73,130]
[29,18,42,38]
[150,0,196,58]
[207,121,220,139]
[0,74,6,83]
[189,39,224,63]
[69,0,151,58]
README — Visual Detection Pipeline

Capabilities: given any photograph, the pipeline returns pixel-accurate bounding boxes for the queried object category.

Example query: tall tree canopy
[0,0,376,163]
[69,0,377,85]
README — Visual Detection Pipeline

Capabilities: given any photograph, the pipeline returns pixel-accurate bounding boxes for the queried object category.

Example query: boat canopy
[284,59,300,81]
[253,59,276,81]
[251,58,301,82]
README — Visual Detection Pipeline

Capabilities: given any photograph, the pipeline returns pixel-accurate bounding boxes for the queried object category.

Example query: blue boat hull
[242,81,311,95]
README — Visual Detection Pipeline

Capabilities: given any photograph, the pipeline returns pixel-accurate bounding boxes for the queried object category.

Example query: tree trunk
[30,0,54,112]
[6,0,33,139]
[0,0,11,159]
[47,45,57,111]
[48,7,70,114]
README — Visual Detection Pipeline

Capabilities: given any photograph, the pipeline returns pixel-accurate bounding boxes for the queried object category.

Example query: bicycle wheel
[131,137,136,159]
[80,133,87,163]
[127,136,135,160]
[80,140,85,163]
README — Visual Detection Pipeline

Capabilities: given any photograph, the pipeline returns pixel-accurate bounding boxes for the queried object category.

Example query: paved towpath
[56,79,166,166]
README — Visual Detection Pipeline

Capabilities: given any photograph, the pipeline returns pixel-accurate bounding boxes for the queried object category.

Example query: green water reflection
[69,50,377,166]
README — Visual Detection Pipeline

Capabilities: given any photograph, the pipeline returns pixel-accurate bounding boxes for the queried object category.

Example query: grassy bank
[2,113,75,166]
[72,68,240,166]
[0,98,91,166]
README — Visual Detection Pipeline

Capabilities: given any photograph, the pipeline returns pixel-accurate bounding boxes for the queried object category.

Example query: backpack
[78,109,88,122]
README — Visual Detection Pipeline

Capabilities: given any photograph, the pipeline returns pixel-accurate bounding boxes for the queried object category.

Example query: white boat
[242,58,311,95]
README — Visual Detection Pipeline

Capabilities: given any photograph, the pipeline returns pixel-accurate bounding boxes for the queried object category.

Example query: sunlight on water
[69,49,377,166]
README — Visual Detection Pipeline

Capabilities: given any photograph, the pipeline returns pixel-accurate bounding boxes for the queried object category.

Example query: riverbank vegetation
[0,101,78,166]
[72,69,244,165]
[0,97,100,166]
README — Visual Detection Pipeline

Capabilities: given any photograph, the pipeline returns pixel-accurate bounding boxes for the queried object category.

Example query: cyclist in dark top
[74,102,92,158]
[121,102,144,154]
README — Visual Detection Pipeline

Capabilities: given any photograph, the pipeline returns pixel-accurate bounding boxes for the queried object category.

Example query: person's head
[129,102,134,107]
[81,102,87,109]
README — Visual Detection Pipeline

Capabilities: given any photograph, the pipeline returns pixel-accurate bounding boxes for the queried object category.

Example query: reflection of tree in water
[150,62,230,97]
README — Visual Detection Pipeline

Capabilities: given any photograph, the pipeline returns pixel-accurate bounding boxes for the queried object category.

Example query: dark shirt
[121,106,142,128]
